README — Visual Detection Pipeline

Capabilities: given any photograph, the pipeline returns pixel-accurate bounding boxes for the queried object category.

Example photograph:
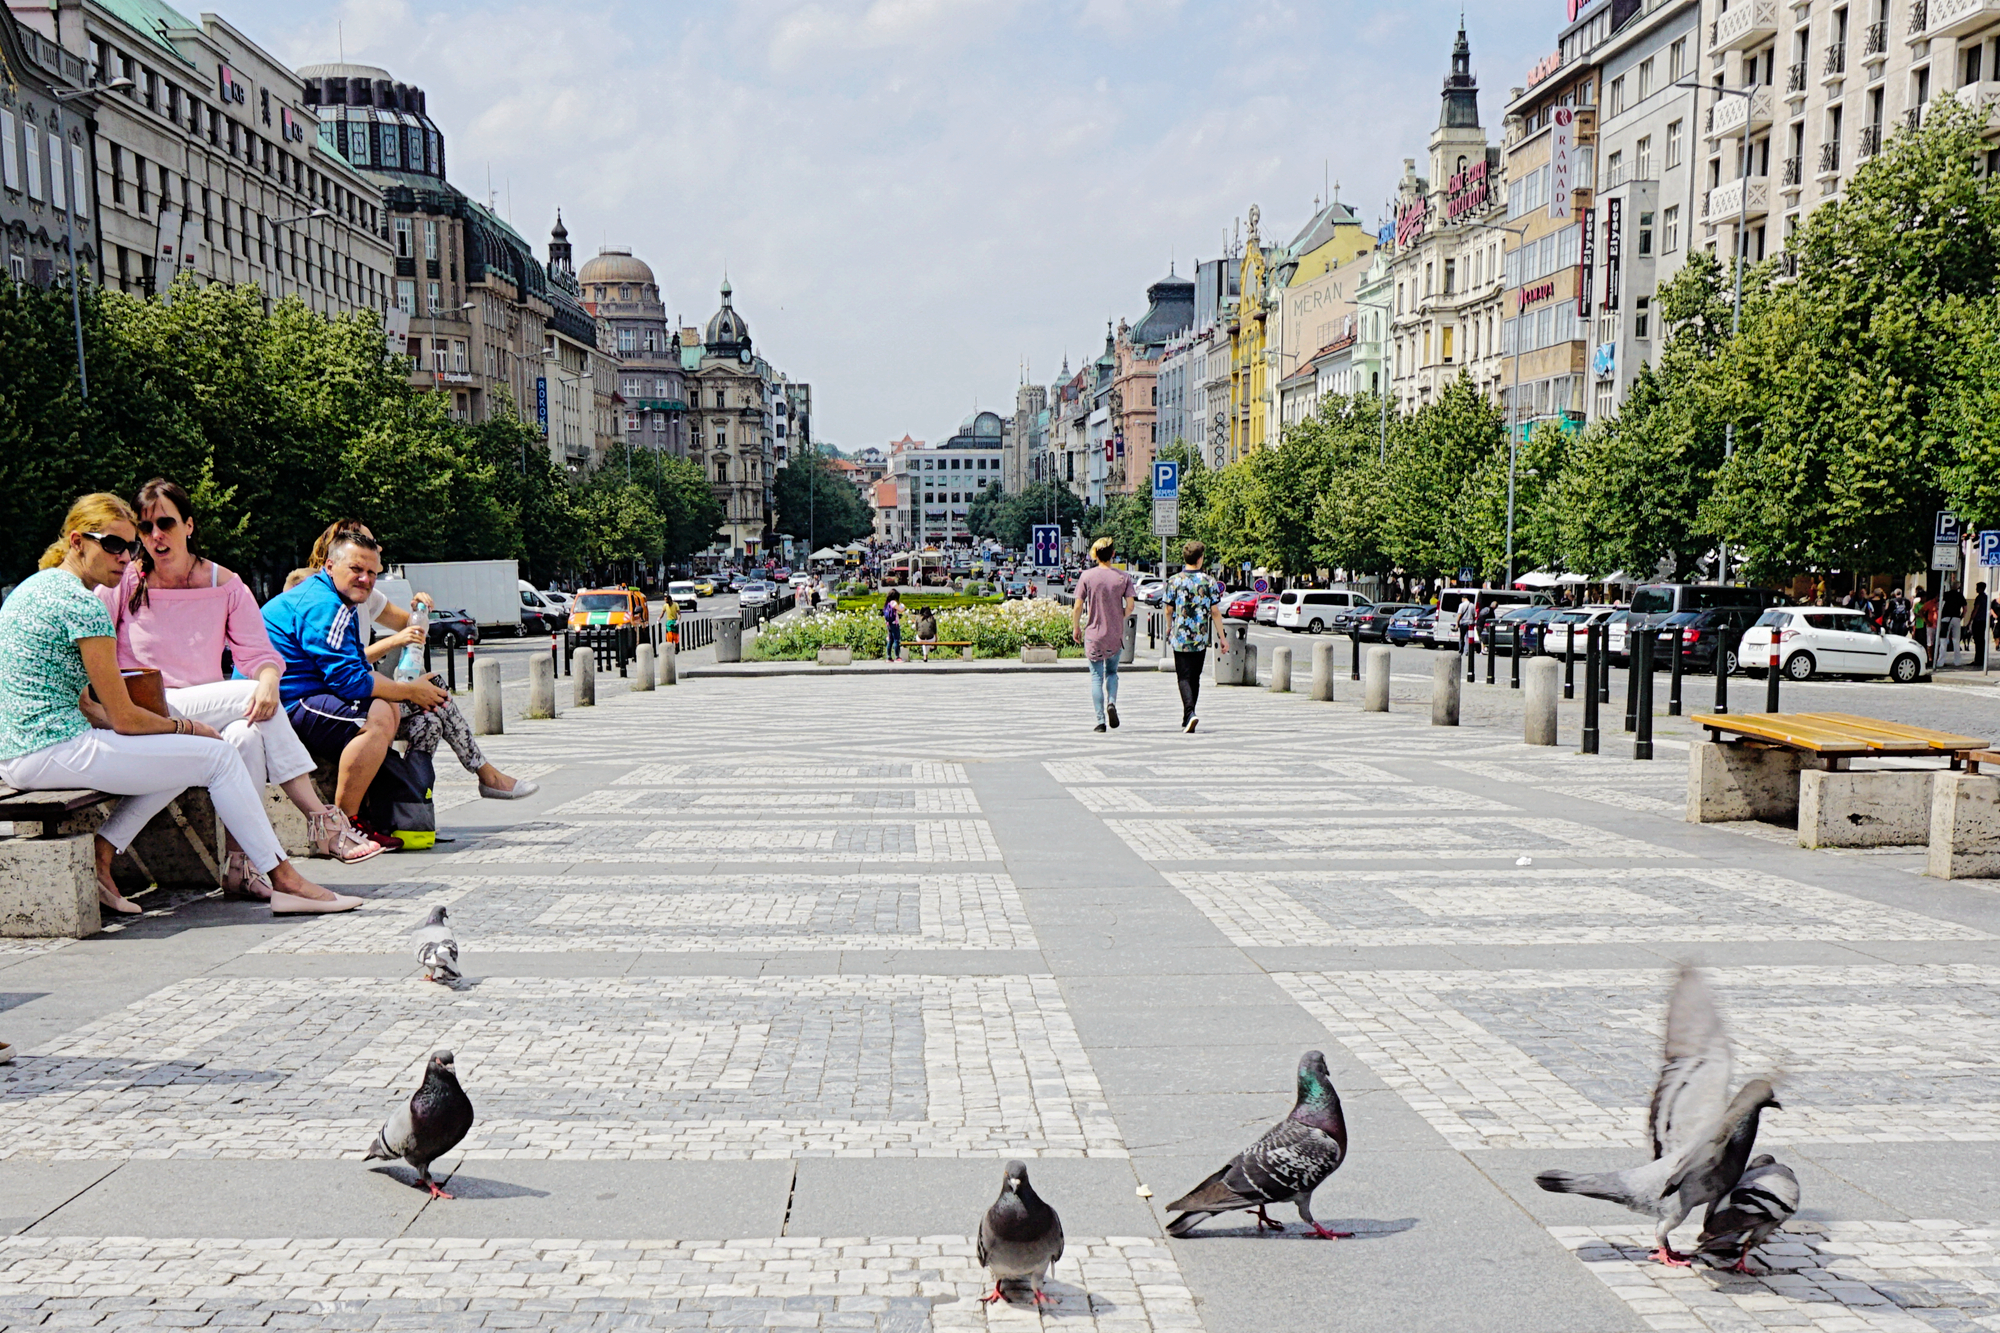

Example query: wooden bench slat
[1701,712,1988,757]
[1790,712,1988,750]
[0,787,115,822]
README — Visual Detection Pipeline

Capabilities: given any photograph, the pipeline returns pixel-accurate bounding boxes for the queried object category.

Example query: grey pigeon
[1698,1155,1800,1273]
[412,906,460,984]
[977,1160,1063,1306]
[1536,967,1783,1266]
[364,1049,475,1198]
[1166,1050,1350,1238]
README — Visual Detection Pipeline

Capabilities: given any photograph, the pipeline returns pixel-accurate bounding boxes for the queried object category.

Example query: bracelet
[175,718,188,735]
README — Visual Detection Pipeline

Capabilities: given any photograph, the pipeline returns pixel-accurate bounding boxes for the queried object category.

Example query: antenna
[338,20,344,62]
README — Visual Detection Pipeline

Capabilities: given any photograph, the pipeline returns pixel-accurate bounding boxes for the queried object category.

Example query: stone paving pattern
[5,662,2000,1331]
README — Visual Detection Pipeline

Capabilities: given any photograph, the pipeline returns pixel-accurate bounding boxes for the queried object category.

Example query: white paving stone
[1070,783,1513,813]
[614,761,971,786]
[250,874,1037,953]
[1111,814,1685,862]
[1278,965,2000,1149]
[448,818,1002,863]
[550,786,980,816]
[0,975,1121,1159]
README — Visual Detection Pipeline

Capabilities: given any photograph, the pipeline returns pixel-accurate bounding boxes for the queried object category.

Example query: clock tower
[692,280,776,558]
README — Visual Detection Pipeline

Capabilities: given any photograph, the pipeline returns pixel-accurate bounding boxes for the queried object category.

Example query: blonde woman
[0,495,350,917]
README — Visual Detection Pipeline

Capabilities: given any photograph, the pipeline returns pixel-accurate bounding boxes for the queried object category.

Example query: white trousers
[93,680,316,854]
[0,727,287,872]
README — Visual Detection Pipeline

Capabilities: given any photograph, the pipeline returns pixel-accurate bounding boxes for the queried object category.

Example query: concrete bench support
[1431,654,1460,726]
[1799,769,1934,848]
[1927,771,2000,878]
[1686,741,1808,823]
[0,834,98,937]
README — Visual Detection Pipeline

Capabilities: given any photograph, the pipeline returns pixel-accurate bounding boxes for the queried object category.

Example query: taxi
[692,577,717,598]
[569,586,651,629]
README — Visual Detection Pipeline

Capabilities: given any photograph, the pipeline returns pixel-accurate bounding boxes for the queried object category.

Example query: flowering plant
[751,599,1081,659]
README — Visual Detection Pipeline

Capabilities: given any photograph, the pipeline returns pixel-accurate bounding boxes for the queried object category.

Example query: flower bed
[751,599,1081,660]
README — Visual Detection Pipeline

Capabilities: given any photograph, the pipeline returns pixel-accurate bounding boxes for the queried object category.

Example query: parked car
[1222,591,1275,621]
[1626,582,1792,632]
[1654,606,1765,675]
[541,588,575,616]
[1385,607,1433,647]
[1134,578,1166,606]
[427,607,479,649]
[1276,588,1373,634]
[738,580,775,609]
[1003,579,1031,600]
[666,580,701,612]
[1484,604,1562,656]
[519,609,554,637]
[1605,609,1634,665]
[692,577,718,598]
[1543,605,1622,656]
[1436,587,1537,629]
[1254,595,1281,626]
[1348,602,1420,641]
[1737,607,1929,682]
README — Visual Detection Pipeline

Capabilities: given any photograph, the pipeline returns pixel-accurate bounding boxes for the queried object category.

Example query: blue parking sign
[1980,530,2000,567]
[1152,461,1180,500]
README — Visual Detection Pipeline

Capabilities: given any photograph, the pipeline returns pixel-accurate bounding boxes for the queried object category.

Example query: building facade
[682,282,773,557]
[15,0,394,312]
[544,215,620,468]
[1,6,97,291]
[580,245,685,461]
[895,413,1006,546]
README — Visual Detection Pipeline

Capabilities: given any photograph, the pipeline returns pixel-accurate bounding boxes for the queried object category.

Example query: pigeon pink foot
[981,1283,1005,1304]
[1647,1247,1692,1267]
[425,1181,454,1200]
[1032,1290,1057,1307]
[1251,1206,1285,1231]
[1309,1223,1354,1240]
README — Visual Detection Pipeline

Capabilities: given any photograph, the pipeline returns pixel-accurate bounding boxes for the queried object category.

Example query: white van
[1275,588,1373,634]
[1427,587,1538,645]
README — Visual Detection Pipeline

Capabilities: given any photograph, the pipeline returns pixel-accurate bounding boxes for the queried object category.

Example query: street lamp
[270,207,332,227]
[1676,77,1757,584]
[49,76,132,400]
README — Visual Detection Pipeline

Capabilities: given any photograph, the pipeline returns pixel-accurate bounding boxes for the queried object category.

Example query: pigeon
[1166,1050,1351,1239]
[977,1160,1064,1306]
[1535,966,1783,1266]
[1697,1155,1800,1273]
[412,906,460,984]
[364,1049,475,1199]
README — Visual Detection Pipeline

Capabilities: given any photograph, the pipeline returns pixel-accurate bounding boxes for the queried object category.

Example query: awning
[809,547,841,561]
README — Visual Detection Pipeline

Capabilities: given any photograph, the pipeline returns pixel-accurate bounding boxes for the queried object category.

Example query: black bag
[363,747,436,850]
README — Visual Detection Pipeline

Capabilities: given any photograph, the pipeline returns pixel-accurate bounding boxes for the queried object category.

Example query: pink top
[1077,565,1134,662]
[95,563,285,690]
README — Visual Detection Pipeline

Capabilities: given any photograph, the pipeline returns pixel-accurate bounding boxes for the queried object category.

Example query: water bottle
[394,604,429,681]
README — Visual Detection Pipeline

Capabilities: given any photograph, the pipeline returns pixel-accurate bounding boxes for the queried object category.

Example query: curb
[684,661,1097,677]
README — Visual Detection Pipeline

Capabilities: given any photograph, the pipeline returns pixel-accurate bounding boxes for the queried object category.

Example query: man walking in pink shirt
[1071,537,1135,732]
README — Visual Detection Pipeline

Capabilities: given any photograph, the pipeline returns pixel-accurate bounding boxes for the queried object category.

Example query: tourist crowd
[0,484,535,920]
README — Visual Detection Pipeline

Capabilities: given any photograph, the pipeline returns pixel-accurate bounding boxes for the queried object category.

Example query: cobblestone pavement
[5,666,2000,1331]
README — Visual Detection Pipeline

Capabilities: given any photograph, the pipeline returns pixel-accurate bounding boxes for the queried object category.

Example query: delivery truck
[394,559,523,636]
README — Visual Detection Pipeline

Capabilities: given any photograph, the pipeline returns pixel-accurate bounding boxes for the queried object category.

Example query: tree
[773,450,873,548]
[990,482,1088,551]
[1378,375,1503,579]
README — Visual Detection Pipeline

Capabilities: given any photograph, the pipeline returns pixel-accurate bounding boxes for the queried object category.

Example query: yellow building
[1227,206,1269,463]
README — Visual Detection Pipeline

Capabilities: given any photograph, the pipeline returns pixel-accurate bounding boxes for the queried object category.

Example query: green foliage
[0,275,722,590]
[984,481,1089,550]
[751,599,1080,659]
[774,450,874,547]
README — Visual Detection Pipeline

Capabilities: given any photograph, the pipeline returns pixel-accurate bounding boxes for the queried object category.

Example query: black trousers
[1174,650,1206,720]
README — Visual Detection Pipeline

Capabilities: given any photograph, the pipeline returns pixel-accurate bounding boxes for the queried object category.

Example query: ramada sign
[1518,280,1559,310]
[1395,196,1431,248]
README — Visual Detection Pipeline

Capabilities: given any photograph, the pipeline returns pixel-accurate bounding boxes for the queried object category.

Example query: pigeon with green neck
[1165,1050,1351,1238]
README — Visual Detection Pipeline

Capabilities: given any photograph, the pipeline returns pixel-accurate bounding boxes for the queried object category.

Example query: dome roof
[578,247,655,286]
[704,280,751,350]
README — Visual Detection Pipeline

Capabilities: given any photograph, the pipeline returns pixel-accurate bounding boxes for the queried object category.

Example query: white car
[1737,607,1928,682]
[738,580,774,609]
[666,580,700,612]
[1276,589,1372,633]
[1544,605,1622,656]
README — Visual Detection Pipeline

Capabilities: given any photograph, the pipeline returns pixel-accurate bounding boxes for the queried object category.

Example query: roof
[1285,199,1362,258]
[579,247,656,286]
[94,0,198,62]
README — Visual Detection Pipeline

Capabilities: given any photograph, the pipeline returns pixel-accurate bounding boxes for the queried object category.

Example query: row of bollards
[472,641,680,734]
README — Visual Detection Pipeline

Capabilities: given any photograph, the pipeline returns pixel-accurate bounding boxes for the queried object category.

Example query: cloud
[232,0,1555,449]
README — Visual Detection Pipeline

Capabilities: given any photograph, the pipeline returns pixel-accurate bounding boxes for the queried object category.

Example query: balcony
[1712,85,1775,139]
[1858,123,1884,157]
[1925,0,2000,39]
[1822,41,1847,78]
[1705,174,1772,221]
[1710,0,1780,51]
[1910,0,1929,34]
[1865,19,1889,54]
[1819,140,1842,174]
[1783,154,1804,185]
[1957,81,2000,135]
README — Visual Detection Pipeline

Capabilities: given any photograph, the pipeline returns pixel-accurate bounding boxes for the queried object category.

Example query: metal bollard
[1714,635,1730,714]
[1351,633,1362,682]
[1465,626,1476,683]
[1309,639,1336,701]
[1486,626,1496,684]
[526,653,558,720]
[1269,645,1293,693]
[573,648,596,707]
[659,643,678,686]
[1668,624,1685,716]
[1431,652,1460,726]
[1624,630,1641,733]
[1525,657,1559,746]
[1581,623,1601,754]
[1599,629,1612,703]
[446,641,457,694]
[1364,645,1391,712]
[472,657,503,735]
[1509,627,1522,690]
[633,643,655,692]
[1563,624,1575,699]
[1765,639,1781,713]
[1635,629,1656,760]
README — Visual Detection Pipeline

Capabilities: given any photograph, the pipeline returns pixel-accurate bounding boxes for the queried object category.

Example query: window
[1636,135,1652,178]
[22,124,41,201]
[1639,211,1655,256]
[617,328,636,353]
[1639,58,1655,100]
[1608,75,1626,115]
[395,279,415,314]
[1663,204,1681,252]
[1444,258,1456,294]
[393,217,412,258]
[1666,119,1683,168]
[424,220,438,261]
[109,144,124,204]
[1607,149,1622,185]
[1636,296,1652,340]
[1441,325,1455,363]
[427,281,441,311]
[1670,37,1687,82]
[0,109,18,192]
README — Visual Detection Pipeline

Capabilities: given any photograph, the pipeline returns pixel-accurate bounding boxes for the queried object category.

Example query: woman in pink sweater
[94,480,376,912]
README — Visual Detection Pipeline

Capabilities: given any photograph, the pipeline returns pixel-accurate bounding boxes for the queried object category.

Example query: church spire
[1441,24,1480,130]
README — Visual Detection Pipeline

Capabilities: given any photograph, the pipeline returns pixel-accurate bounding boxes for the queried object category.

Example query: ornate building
[1,6,97,291]
[682,281,773,558]
[579,245,685,461]
[1226,207,1270,462]
[545,216,621,468]
[1110,267,1195,491]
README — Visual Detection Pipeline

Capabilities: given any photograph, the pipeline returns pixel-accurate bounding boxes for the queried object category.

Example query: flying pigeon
[977,1160,1064,1306]
[1697,1155,1800,1273]
[412,906,460,984]
[1166,1050,1350,1239]
[364,1049,475,1199]
[1535,966,1783,1266]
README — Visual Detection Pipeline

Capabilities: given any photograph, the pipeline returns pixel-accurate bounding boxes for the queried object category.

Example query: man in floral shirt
[1164,540,1226,732]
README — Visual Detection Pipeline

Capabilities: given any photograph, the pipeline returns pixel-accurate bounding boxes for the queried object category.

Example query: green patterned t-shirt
[0,568,116,761]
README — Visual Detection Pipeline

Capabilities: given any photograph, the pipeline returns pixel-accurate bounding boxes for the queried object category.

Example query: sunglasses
[79,531,139,557]
[136,515,182,535]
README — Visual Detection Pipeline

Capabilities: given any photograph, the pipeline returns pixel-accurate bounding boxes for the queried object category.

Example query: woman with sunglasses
[0,495,349,917]
[93,480,378,901]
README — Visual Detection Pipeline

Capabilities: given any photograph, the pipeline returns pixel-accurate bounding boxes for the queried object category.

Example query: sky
[230,0,1561,449]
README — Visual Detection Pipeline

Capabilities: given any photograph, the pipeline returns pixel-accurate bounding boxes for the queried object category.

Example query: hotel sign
[1395,196,1432,248]
[1446,160,1490,222]
[1550,108,1574,219]
[1519,280,1559,310]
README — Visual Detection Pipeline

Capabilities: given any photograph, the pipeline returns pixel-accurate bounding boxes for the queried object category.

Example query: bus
[885,550,947,586]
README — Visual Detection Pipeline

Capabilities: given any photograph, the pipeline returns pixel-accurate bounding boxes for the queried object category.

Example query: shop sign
[1550,108,1574,219]
[1395,196,1432,248]
[1446,160,1490,221]
[1604,198,1622,309]
[1577,206,1595,315]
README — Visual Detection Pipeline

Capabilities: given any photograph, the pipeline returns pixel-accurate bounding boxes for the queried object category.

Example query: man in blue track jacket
[259,531,448,851]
